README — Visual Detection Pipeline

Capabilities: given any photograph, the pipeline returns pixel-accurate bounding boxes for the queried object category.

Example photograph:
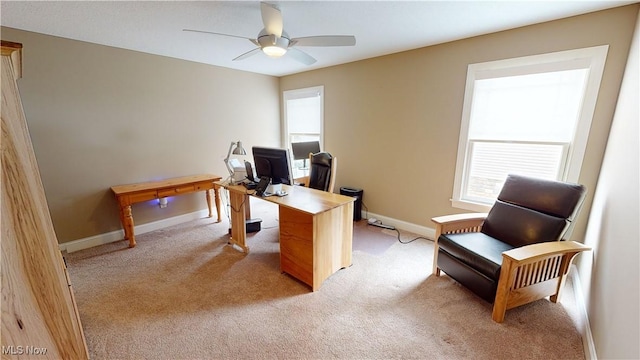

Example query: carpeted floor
[65,198,585,359]
[352,220,399,256]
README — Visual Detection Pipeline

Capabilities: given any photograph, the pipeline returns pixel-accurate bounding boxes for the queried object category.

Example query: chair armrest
[430,213,487,276]
[431,213,488,234]
[502,240,591,263]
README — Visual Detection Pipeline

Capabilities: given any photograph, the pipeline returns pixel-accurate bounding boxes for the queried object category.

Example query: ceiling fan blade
[288,48,317,65]
[260,2,283,37]
[291,35,356,47]
[233,48,262,61]
[183,29,255,41]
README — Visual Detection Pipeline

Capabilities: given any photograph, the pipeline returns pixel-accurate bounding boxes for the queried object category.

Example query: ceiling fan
[183,2,356,65]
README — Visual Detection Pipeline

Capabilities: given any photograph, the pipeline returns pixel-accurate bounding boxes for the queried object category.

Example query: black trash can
[340,187,363,221]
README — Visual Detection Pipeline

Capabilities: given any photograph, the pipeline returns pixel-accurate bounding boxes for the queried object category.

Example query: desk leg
[245,195,251,219]
[122,205,136,248]
[228,191,249,253]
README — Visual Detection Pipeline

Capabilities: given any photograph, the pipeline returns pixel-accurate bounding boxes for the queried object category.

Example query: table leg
[122,205,136,248]
[214,185,222,222]
[206,189,213,218]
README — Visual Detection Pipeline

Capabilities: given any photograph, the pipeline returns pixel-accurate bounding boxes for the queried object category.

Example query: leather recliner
[432,174,590,322]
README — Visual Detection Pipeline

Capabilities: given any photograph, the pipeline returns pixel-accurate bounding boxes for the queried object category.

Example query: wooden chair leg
[550,251,579,303]
[492,258,516,323]
[549,279,565,303]
[432,225,442,276]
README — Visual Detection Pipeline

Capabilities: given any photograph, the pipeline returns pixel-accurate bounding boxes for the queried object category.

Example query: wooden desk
[221,182,355,291]
[111,174,222,248]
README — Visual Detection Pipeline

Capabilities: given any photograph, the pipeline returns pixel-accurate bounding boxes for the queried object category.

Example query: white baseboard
[364,211,436,240]
[60,209,431,254]
[570,267,597,360]
[59,209,212,253]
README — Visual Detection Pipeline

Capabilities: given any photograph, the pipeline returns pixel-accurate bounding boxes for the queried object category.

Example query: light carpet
[65,198,584,359]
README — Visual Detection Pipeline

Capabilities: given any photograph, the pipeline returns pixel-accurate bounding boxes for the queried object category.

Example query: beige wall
[579,10,639,359]
[2,5,639,358]
[280,5,639,243]
[4,6,638,245]
[1,27,281,243]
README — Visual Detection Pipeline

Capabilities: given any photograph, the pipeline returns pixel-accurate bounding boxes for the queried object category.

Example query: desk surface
[224,183,355,215]
[220,181,354,291]
[111,174,221,195]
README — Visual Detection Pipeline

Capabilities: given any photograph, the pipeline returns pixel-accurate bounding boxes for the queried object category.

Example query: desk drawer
[127,191,158,203]
[158,185,195,197]
[194,181,214,191]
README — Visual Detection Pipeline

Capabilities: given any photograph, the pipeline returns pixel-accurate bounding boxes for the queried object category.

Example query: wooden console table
[111,174,222,247]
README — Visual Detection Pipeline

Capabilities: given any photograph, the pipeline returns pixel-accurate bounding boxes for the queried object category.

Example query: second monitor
[291,141,321,168]
[252,146,295,187]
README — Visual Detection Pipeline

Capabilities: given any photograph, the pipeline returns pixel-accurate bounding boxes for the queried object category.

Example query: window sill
[451,199,492,213]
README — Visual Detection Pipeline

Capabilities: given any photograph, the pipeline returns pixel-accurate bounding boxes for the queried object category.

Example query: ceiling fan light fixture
[185,5,355,66]
[262,45,287,57]
[257,30,290,58]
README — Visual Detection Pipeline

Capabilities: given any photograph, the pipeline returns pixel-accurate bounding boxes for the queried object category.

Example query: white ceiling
[1,1,634,77]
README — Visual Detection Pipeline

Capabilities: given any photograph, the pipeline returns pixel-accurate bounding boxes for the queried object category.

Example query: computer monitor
[291,141,321,160]
[291,141,320,168]
[252,146,295,185]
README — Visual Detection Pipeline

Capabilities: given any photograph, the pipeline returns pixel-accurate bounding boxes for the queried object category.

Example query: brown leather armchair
[432,174,590,322]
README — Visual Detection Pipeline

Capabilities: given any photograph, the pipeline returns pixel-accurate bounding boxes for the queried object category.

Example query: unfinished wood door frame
[1,40,89,359]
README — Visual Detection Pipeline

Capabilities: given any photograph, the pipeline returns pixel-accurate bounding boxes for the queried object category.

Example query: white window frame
[282,86,324,150]
[452,45,609,212]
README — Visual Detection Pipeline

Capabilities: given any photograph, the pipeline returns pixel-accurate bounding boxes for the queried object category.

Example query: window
[283,86,324,178]
[452,46,608,211]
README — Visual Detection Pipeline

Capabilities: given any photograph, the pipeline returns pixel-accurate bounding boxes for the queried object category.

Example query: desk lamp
[224,140,246,183]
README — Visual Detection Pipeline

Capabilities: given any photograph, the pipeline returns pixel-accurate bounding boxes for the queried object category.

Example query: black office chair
[431,174,590,322]
[306,152,337,193]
